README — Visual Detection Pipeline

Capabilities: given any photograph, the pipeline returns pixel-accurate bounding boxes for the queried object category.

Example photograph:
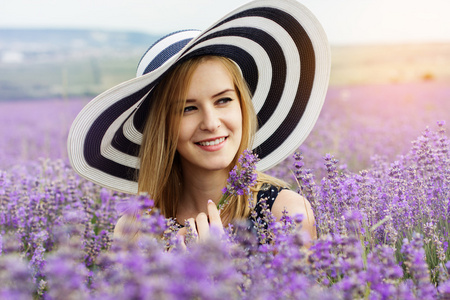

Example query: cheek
[235,114,243,134]
[177,119,193,145]
[231,107,243,142]
[236,105,243,132]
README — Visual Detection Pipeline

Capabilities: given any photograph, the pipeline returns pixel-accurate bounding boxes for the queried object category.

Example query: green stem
[217,193,230,210]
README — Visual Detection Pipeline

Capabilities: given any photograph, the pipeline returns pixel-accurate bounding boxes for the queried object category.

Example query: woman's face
[176,58,242,174]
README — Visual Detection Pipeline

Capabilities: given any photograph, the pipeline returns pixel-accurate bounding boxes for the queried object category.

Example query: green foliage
[0,56,139,101]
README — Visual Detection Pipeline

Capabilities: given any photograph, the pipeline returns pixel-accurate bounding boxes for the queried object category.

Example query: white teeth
[198,137,225,146]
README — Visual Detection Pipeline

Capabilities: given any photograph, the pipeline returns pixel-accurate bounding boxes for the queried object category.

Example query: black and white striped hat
[67,0,331,194]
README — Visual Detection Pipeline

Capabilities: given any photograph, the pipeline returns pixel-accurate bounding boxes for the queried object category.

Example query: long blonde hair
[115,55,287,240]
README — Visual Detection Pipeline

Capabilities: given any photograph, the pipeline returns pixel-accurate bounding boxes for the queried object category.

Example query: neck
[177,164,228,223]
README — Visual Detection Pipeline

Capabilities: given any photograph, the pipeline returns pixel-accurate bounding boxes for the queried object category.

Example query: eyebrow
[185,88,235,103]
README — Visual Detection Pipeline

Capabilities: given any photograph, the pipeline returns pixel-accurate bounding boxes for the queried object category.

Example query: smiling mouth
[196,137,226,146]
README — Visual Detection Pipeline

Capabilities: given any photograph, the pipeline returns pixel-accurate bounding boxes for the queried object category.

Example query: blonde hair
[114,55,288,241]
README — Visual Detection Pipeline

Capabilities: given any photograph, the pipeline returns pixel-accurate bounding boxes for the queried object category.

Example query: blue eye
[217,97,232,104]
[183,106,196,113]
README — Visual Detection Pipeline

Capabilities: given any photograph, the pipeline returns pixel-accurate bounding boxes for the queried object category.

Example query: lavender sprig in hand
[217,150,259,210]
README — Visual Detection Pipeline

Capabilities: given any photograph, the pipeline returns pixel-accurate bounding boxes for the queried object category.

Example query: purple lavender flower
[0,254,34,300]
[438,279,450,299]
[365,245,403,299]
[218,150,259,209]
[183,218,198,248]
[2,97,450,298]
[44,248,90,299]
[401,233,437,299]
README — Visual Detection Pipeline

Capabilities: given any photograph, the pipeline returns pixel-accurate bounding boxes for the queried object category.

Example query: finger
[177,235,187,252]
[207,199,225,235]
[177,227,187,237]
[196,212,210,242]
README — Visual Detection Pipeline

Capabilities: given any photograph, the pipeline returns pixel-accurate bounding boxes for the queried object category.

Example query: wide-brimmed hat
[67,0,331,194]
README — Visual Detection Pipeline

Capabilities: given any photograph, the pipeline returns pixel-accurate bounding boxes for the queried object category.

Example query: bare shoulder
[114,214,133,229]
[271,189,317,242]
[271,189,313,220]
[113,213,140,242]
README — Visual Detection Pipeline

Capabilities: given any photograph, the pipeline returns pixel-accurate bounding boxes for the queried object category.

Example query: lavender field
[1,81,450,299]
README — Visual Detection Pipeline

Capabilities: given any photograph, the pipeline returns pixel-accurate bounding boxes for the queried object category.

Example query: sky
[1,0,450,45]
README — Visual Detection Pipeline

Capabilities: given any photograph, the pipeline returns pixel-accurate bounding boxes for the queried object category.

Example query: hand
[177,199,225,249]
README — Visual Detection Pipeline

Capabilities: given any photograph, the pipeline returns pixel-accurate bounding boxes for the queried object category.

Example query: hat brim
[67,0,331,194]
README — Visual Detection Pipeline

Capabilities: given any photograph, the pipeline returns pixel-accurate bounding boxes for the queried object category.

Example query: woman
[67,0,330,245]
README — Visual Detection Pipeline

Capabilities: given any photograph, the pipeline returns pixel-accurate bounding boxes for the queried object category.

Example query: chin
[205,159,234,171]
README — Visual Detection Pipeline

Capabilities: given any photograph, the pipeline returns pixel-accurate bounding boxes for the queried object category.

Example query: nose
[199,107,221,132]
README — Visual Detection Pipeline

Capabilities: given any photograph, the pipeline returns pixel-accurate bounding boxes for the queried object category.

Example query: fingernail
[208,199,213,204]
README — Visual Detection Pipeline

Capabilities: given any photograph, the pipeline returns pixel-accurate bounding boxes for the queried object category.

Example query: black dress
[242,183,289,246]
[250,183,287,224]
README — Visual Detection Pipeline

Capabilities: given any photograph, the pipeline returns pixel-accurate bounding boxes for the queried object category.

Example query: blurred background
[1,0,450,176]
